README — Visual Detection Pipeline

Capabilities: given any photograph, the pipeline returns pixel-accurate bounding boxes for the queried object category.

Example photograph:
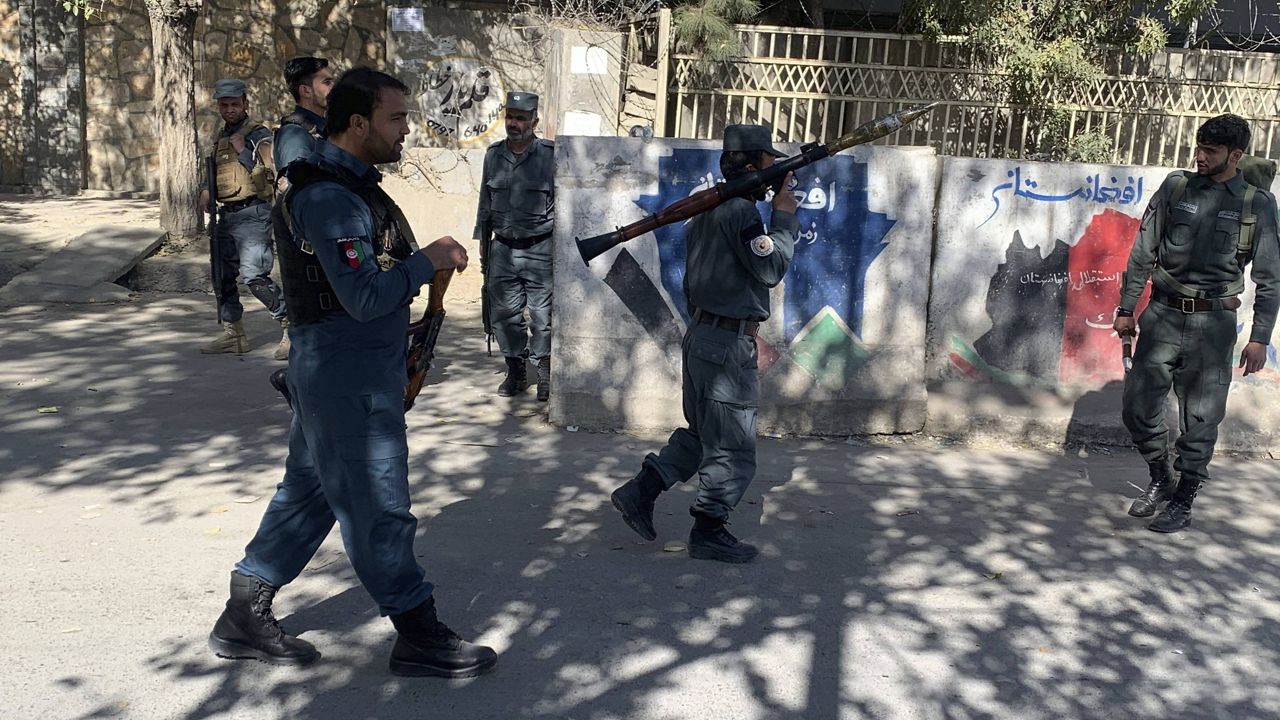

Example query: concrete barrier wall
[926,157,1280,452]
[544,142,1280,449]
[550,136,938,436]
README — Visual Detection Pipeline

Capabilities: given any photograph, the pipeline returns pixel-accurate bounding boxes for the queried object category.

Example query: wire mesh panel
[668,26,1280,165]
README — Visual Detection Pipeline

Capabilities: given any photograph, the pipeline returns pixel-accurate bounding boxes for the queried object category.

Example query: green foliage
[674,0,759,65]
[1065,129,1115,163]
[1166,0,1216,24]
[61,0,106,19]
[903,1,1219,160]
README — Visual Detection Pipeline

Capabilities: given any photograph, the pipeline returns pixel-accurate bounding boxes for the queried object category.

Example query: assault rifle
[404,268,456,412]
[206,153,224,319]
[478,236,494,356]
[575,103,937,266]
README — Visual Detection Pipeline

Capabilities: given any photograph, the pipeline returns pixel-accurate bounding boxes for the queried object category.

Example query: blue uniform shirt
[287,141,435,397]
[273,106,327,171]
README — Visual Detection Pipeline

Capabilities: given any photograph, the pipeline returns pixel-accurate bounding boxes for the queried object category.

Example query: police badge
[750,234,775,257]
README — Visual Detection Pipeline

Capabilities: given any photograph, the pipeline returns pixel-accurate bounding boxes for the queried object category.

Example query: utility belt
[692,307,760,337]
[495,232,551,250]
[1152,291,1241,314]
[220,197,265,213]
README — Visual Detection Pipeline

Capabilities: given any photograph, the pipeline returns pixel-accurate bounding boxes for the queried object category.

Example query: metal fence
[668,26,1280,166]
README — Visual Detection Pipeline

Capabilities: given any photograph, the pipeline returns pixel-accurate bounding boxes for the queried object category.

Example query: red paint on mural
[756,336,781,375]
[1059,209,1150,384]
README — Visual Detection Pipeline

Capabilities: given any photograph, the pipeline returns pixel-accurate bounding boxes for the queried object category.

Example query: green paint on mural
[790,310,870,384]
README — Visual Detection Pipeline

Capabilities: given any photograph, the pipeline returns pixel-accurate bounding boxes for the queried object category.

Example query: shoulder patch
[335,237,366,269]
[739,221,773,257]
[749,234,775,257]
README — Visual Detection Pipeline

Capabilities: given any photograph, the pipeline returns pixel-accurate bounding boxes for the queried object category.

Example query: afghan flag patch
[336,237,364,269]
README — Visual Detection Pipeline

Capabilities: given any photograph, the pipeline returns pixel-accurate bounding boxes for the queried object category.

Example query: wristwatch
[1115,306,1134,318]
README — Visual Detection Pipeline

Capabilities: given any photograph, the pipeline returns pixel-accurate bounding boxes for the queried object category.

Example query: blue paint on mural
[635,148,894,341]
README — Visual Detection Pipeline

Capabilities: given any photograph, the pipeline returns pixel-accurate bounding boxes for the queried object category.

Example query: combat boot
[1149,478,1201,533]
[388,596,498,678]
[1148,498,1193,533]
[611,465,665,541]
[208,571,319,665]
[536,358,551,402]
[200,320,249,354]
[272,318,291,361]
[1128,460,1175,517]
[688,513,759,564]
[497,357,528,397]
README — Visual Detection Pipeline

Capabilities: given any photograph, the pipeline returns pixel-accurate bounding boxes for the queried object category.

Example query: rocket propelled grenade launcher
[575,102,938,266]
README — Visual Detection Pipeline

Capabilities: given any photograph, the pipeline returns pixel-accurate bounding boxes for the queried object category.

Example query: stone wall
[84,0,387,193]
[0,0,20,186]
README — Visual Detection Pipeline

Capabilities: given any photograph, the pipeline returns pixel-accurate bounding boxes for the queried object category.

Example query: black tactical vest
[274,162,415,325]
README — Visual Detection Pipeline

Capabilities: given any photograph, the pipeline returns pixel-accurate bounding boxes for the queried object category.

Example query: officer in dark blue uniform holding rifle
[611,125,799,563]
[207,68,496,679]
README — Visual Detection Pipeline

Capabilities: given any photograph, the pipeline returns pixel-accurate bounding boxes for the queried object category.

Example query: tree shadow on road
[3,295,1278,720]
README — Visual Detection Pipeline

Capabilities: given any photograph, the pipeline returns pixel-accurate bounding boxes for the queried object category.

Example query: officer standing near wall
[610,125,799,563]
[208,68,496,678]
[1115,113,1280,533]
[199,79,290,360]
[474,91,556,401]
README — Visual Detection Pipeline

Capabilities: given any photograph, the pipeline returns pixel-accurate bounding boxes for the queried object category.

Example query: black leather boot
[688,512,758,563]
[497,357,528,397]
[208,572,319,665]
[536,358,551,402]
[388,596,498,678]
[611,465,665,541]
[1149,479,1200,533]
[1128,460,1175,517]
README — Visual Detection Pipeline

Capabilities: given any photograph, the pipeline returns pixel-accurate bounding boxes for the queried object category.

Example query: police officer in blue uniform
[264,57,334,363]
[199,78,290,358]
[1115,114,1280,533]
[274,56,333,172]
[208,68,496,678]
[611,125,799,563]
[474,91,556,400]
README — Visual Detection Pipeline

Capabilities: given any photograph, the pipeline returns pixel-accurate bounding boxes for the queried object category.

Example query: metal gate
[667,25,1280,166]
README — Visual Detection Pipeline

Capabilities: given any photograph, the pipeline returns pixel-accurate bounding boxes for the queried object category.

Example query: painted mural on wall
[394,33,506,146]
[602,148,896,387]
[936,159,1280,388]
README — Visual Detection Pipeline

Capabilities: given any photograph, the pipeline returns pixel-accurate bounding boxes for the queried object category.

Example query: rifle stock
[404,268,455,412]
[574,102,937,266]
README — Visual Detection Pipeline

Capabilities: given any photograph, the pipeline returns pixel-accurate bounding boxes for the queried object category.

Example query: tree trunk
[145,0,202,239]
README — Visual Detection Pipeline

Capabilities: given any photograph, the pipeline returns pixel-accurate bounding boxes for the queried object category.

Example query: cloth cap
[213,79,247,99]
[723,124,782,157]
[506,91,539,112]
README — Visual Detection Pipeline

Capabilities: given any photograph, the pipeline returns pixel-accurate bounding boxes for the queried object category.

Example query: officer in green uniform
[610,125,799,562]
[1115,114,1280,533]
[474,91,556,400]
